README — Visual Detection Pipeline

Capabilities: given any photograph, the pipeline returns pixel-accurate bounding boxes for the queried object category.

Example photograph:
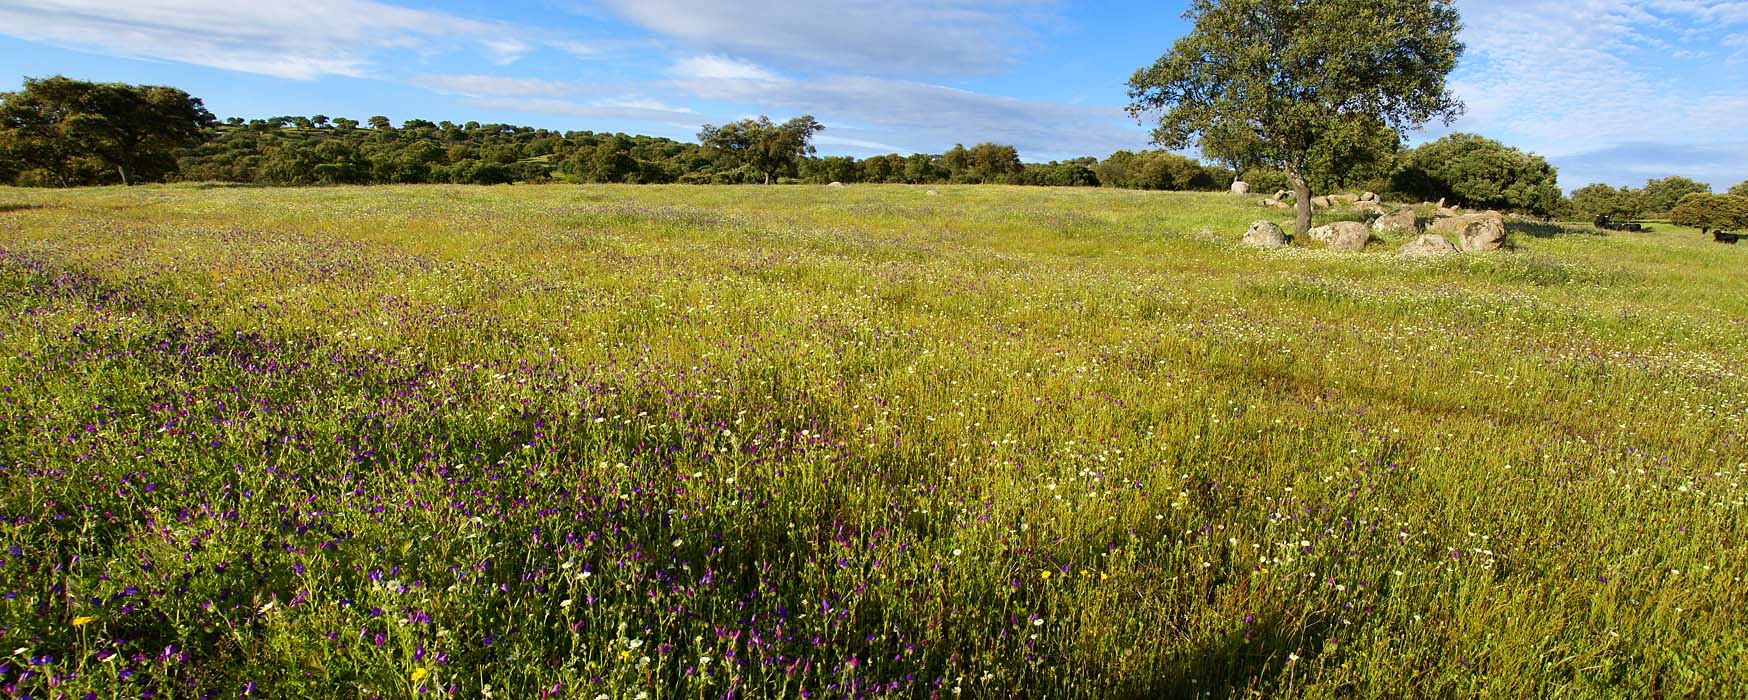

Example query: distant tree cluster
[1565,176,1722,221]
[1670,193,1748,236]
[1390,133,1563,214]
[0,76,1249,192]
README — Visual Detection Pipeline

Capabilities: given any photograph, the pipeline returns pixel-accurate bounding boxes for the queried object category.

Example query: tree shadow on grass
[1508,221,1594,239]
[1098,607,1341,699]
[0,203,42,214]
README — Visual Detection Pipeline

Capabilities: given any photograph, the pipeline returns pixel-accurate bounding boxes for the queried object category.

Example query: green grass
[0,183,1744,699]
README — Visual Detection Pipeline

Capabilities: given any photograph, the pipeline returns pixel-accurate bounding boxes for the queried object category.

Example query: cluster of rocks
[1242,194,1507,257]
[1257,190,1386,214]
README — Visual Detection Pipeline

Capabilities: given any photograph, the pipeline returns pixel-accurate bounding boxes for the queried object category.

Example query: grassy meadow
[0,183,1744,699]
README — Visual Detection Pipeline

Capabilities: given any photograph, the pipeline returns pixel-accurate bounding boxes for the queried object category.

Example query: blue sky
[1,0,1744,190]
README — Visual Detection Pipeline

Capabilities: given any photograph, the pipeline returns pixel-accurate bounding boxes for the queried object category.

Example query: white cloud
[412,74,583,98]
[462,97,701,126]
[0,0,523,80]
[593,97,696,114]
[1557,141,1748,188]
[596,0,1053,75]
[549,39,605,59]
[668,62,1147,159]
[670,55,783,81]
[813,134,910,154]
[1439,0,1748,186]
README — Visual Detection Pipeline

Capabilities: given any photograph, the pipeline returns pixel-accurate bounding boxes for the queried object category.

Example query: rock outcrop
[1429,211,1506,252]
[1307,221,1371,251]
[1242,220,1288,248]
[1398,234,1458,258]
[1373,208,1422,235]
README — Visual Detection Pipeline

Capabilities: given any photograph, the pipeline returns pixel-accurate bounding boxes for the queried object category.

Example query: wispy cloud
[1557,141,1748,187]
[1445,0,1748,186]
[411,74,584,99]
[462,96,700,126]
[666,56,1145,159]
[595,0,1054,76]
[0,0,524,79]
[670,55,783,82]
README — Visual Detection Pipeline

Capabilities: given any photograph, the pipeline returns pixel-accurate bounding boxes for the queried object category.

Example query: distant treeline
[174,117,1250,191]
[6,76,1746,221]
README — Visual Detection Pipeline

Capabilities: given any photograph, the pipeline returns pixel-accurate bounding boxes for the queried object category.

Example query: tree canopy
[0,75,214,186]
[698,115,825,185]
[1640,176,1711,216]
[1390,133,1562,216]
[1126,0,1465,234]
[1568,183,1645,221]
[1670,193,1748,235]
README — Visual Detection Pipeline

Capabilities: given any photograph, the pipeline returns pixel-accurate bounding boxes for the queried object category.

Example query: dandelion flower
[411,667,429,683]
[1040,570,1051,580]
[71,616,97,627]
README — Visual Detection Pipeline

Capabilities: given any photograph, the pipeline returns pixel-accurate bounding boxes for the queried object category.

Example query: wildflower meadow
[0,183,1744,698]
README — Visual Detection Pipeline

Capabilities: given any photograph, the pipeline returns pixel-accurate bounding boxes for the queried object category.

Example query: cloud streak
[595,0,1053,76]
[666,58,1146,158]
[0,0,524,80]
[1445,0,1748,187]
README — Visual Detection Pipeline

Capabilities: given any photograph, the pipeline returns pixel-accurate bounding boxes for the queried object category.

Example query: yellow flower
[71,615,97,627]
[1040,570,1051,580]
[410,667,429,683]
[1099,572,1109,581]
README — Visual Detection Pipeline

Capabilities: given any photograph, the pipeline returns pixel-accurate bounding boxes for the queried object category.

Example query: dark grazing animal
[1593,215,1642,232]
[1715,231,1741,244]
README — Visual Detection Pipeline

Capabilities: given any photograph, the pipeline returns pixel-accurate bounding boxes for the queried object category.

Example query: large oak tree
[1127,0,1465,236]
[0,75,213,186]
[698,115,825,185]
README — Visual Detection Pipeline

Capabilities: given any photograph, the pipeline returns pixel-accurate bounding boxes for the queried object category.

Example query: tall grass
[0,183,1744,698]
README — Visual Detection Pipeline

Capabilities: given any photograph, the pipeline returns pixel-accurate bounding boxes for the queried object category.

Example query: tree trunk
[763,171,771,185]
[1284,163,1312,237]
[116,165,130,186]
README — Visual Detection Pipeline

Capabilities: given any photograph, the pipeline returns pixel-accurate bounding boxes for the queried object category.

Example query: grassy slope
[0,183,1744,698]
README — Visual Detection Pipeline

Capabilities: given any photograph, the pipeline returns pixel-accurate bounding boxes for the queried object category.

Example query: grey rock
[1373,208,1422,234]
[1231,181,1251,194]
[1308,221,1372,251]
[1397,234,1459,258]
[1429,211,1506,252]
[1242,220,1288,248]
[827,181,845,188]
